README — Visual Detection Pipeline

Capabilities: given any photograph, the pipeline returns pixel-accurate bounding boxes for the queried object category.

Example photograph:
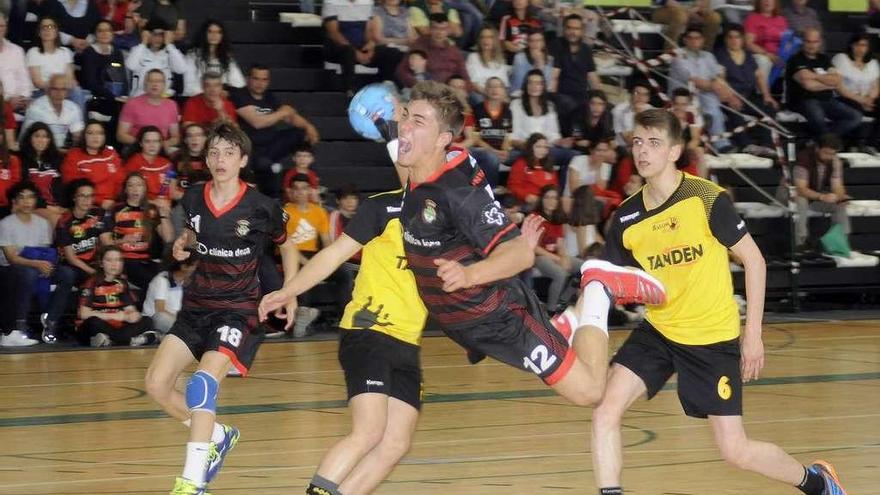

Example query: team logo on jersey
[652,216,679,233]
[235,219,251,237]
[422,199,437,224]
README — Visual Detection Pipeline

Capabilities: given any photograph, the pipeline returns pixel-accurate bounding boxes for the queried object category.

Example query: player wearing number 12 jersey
[144,124,299,495]
[394,81,666,407]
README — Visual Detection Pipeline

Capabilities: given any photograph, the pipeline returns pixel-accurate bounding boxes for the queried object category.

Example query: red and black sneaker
[580,260,666,306]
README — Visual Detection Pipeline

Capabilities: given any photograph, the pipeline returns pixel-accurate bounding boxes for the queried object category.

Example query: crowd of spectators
[0,0,877,346]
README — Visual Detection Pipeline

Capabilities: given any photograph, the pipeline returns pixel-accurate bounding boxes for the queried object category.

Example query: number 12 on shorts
[523,344,557,375]
[217,325,243,347]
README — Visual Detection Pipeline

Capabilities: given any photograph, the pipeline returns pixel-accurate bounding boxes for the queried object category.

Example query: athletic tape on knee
[186,370,219,415]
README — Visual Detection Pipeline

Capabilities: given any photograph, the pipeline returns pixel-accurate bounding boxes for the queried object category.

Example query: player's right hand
[172,235,191,261]
[520,214,545,251]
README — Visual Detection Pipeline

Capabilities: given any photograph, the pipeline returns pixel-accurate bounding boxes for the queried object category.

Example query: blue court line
[1,372,877,429]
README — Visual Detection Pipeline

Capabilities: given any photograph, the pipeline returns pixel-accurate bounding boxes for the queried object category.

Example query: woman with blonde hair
[465,26,509,104]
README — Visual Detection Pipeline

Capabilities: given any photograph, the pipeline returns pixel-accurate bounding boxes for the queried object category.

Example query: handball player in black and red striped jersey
[143,123,299,495]
[389,81,666,406]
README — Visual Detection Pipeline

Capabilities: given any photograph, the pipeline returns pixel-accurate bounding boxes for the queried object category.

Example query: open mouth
[398,139,413,156]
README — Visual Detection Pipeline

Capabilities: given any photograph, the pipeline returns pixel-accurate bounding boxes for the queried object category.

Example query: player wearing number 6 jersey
[144,123,299,495]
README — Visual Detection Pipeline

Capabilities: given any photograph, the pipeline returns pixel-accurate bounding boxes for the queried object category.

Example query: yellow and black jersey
[604,173,748,345]
[340,189,428,346]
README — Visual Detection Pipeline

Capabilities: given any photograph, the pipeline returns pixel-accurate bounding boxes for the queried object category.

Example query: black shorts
[612,321,742,418]
[169,308,264,376]
[442,280,575,385]
[338,328,423,410]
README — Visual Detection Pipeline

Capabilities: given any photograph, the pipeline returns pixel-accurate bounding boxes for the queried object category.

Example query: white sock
[181,420,225,444]
[182,442,210,484]
[577,281,611,336]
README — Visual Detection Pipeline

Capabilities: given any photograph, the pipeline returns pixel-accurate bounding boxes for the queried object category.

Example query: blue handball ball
[348,83,396,141]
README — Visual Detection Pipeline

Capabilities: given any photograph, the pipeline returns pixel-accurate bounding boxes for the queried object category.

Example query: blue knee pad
[186,370,219,415]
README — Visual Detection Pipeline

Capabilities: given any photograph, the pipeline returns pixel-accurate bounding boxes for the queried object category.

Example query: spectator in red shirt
[506,132,558,209]
[20,123,63,209]
[1,81,18,152]
[0,123,22,215]
[124,126,175,201]
[60,121,124,210]
[181,72,238,127]
[532,185,579,310]
[281,145,322,203]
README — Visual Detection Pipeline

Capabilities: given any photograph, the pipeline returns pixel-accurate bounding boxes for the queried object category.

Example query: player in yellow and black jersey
[590,109,847,495]
[259,184,427,495]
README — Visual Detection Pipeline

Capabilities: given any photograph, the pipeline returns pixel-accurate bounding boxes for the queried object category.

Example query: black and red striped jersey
[401,148,520,329]
[78,276,136,328]
[105,202,161,260]
[180,181,288,311]
[56,207,107,262]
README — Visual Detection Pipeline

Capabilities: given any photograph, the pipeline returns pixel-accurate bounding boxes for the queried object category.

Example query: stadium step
[276,91,348,116]
[233,44,323,68]
[313,141,392,168]
[311,116,363,141]
[311,165,399,192]
[258,68,377,91]
[223,21,321,44]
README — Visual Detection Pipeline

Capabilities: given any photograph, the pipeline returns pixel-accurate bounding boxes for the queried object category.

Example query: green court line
[2,372,878,429]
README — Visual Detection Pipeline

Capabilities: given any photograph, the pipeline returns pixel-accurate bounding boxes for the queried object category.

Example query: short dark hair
[64,178,96,208]
[671,87,692,99]
[208,123,252,158]
[289,173,311,187]
[137,125,162,143]
[201,71,223,84]
[7,181,41,205]
[724,23,744,37]
[336,183,359,200]
[144,18,169,32]
[447,74,466,84]
[428,12,449,23]
[634,108,683,145]
[630,80,652,94]
[93,19,113,34]
[409,49,428,59]
[249,64,270,76]
[294,143,314,155]
[817,133,842,151]
[563,13,583,26]
[146,68,166,81]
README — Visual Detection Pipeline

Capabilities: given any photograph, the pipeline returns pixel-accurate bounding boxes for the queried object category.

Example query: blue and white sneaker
[205,424,240,483]
[810,460,847,495]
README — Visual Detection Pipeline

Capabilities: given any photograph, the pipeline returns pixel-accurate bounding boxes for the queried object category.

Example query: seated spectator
[744,0,789,83]
[0,81,17,152]
[466,27,509,104]
[668,26,735,151]
[612,81,654,148]
[409,0,463,40]
[563,184,603,260]
[401,50,432,92]
[22,74,85,149]
[792,133,851,249]
[181,72,238,127]
[469,76,511,187]
[136,0,187,42]
[782,0,821,36]
[568,89,615,153]
[510,30,553,98]
[447,73,477,150]
[396,13,469,89]
[368,0,417,51]
[0,124,22,219]
[510,70,575,161]
[281,145,322,203]
[785,28,862,139]
[565,138,614,197]
[79,20,129,117]
[26,16,90,113]
[499,0,542,61]
[141,258,196,335]
[0,182,74,344]
[182,19,245,96]
[715,24,779,154]
[550,14,601,127]
[125,18,187,96]
[47,0,101,52]
[329,184,360,242]
[670,88,708,177]
[117,69,180,153]
[532,185,578,309]
[20,122,64,213]
[124,126,175,201]
[96,0,135,31]
[101,172,173,290]
[284,173,330,256]
[652,0,722,50]
[832,33,879,152]
[233,65,321,198]
[113,10,143,51]
[55,178,105,287]
[77,245,156,347]
[61,120,123,210]
[172,123,209,196]
[0,12,34,116]
[507,132,557,208]
[322,0,404,95]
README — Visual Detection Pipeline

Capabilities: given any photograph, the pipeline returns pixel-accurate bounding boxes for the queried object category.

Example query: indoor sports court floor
[1,317,878,494]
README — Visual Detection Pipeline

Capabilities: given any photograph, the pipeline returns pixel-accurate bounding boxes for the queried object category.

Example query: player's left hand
[740,331,765,382]
[434,258,473,292]
[520,214,545,250]
[259,289,298,330]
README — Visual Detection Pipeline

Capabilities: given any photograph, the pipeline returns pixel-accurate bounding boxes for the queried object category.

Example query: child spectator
[172,123,209,196]
[284,173,330,257]
[563,184,603,259]
[0,182,74,344]
[532,185,579,310]
[281,145,322,203]
[101,172,174,290]
[0,124,22,216]
[60,121,123,210]
[329,184,360,243]
[670,88,707,178]
[20,122,63,216]
[141,258,196,335]
[405,49,432,90]
[466,26,509,104]
[182,19,245,96]
[506,132,557,208]
[55,179,105,285]
[77,245,156,347]
[124,126,175,201]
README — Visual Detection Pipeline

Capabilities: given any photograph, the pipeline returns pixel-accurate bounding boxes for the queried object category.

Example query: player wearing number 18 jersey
[144,124,299,495]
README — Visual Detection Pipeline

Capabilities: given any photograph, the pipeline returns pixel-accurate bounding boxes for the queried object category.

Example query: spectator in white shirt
[26,16,90,113]
[22,73,84,149]
[465,26,509,104]
[125,18,187,96]
[182,19,246,97]
[141,259,196,334]
[0,12,33,114]
[831,33,879,152]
